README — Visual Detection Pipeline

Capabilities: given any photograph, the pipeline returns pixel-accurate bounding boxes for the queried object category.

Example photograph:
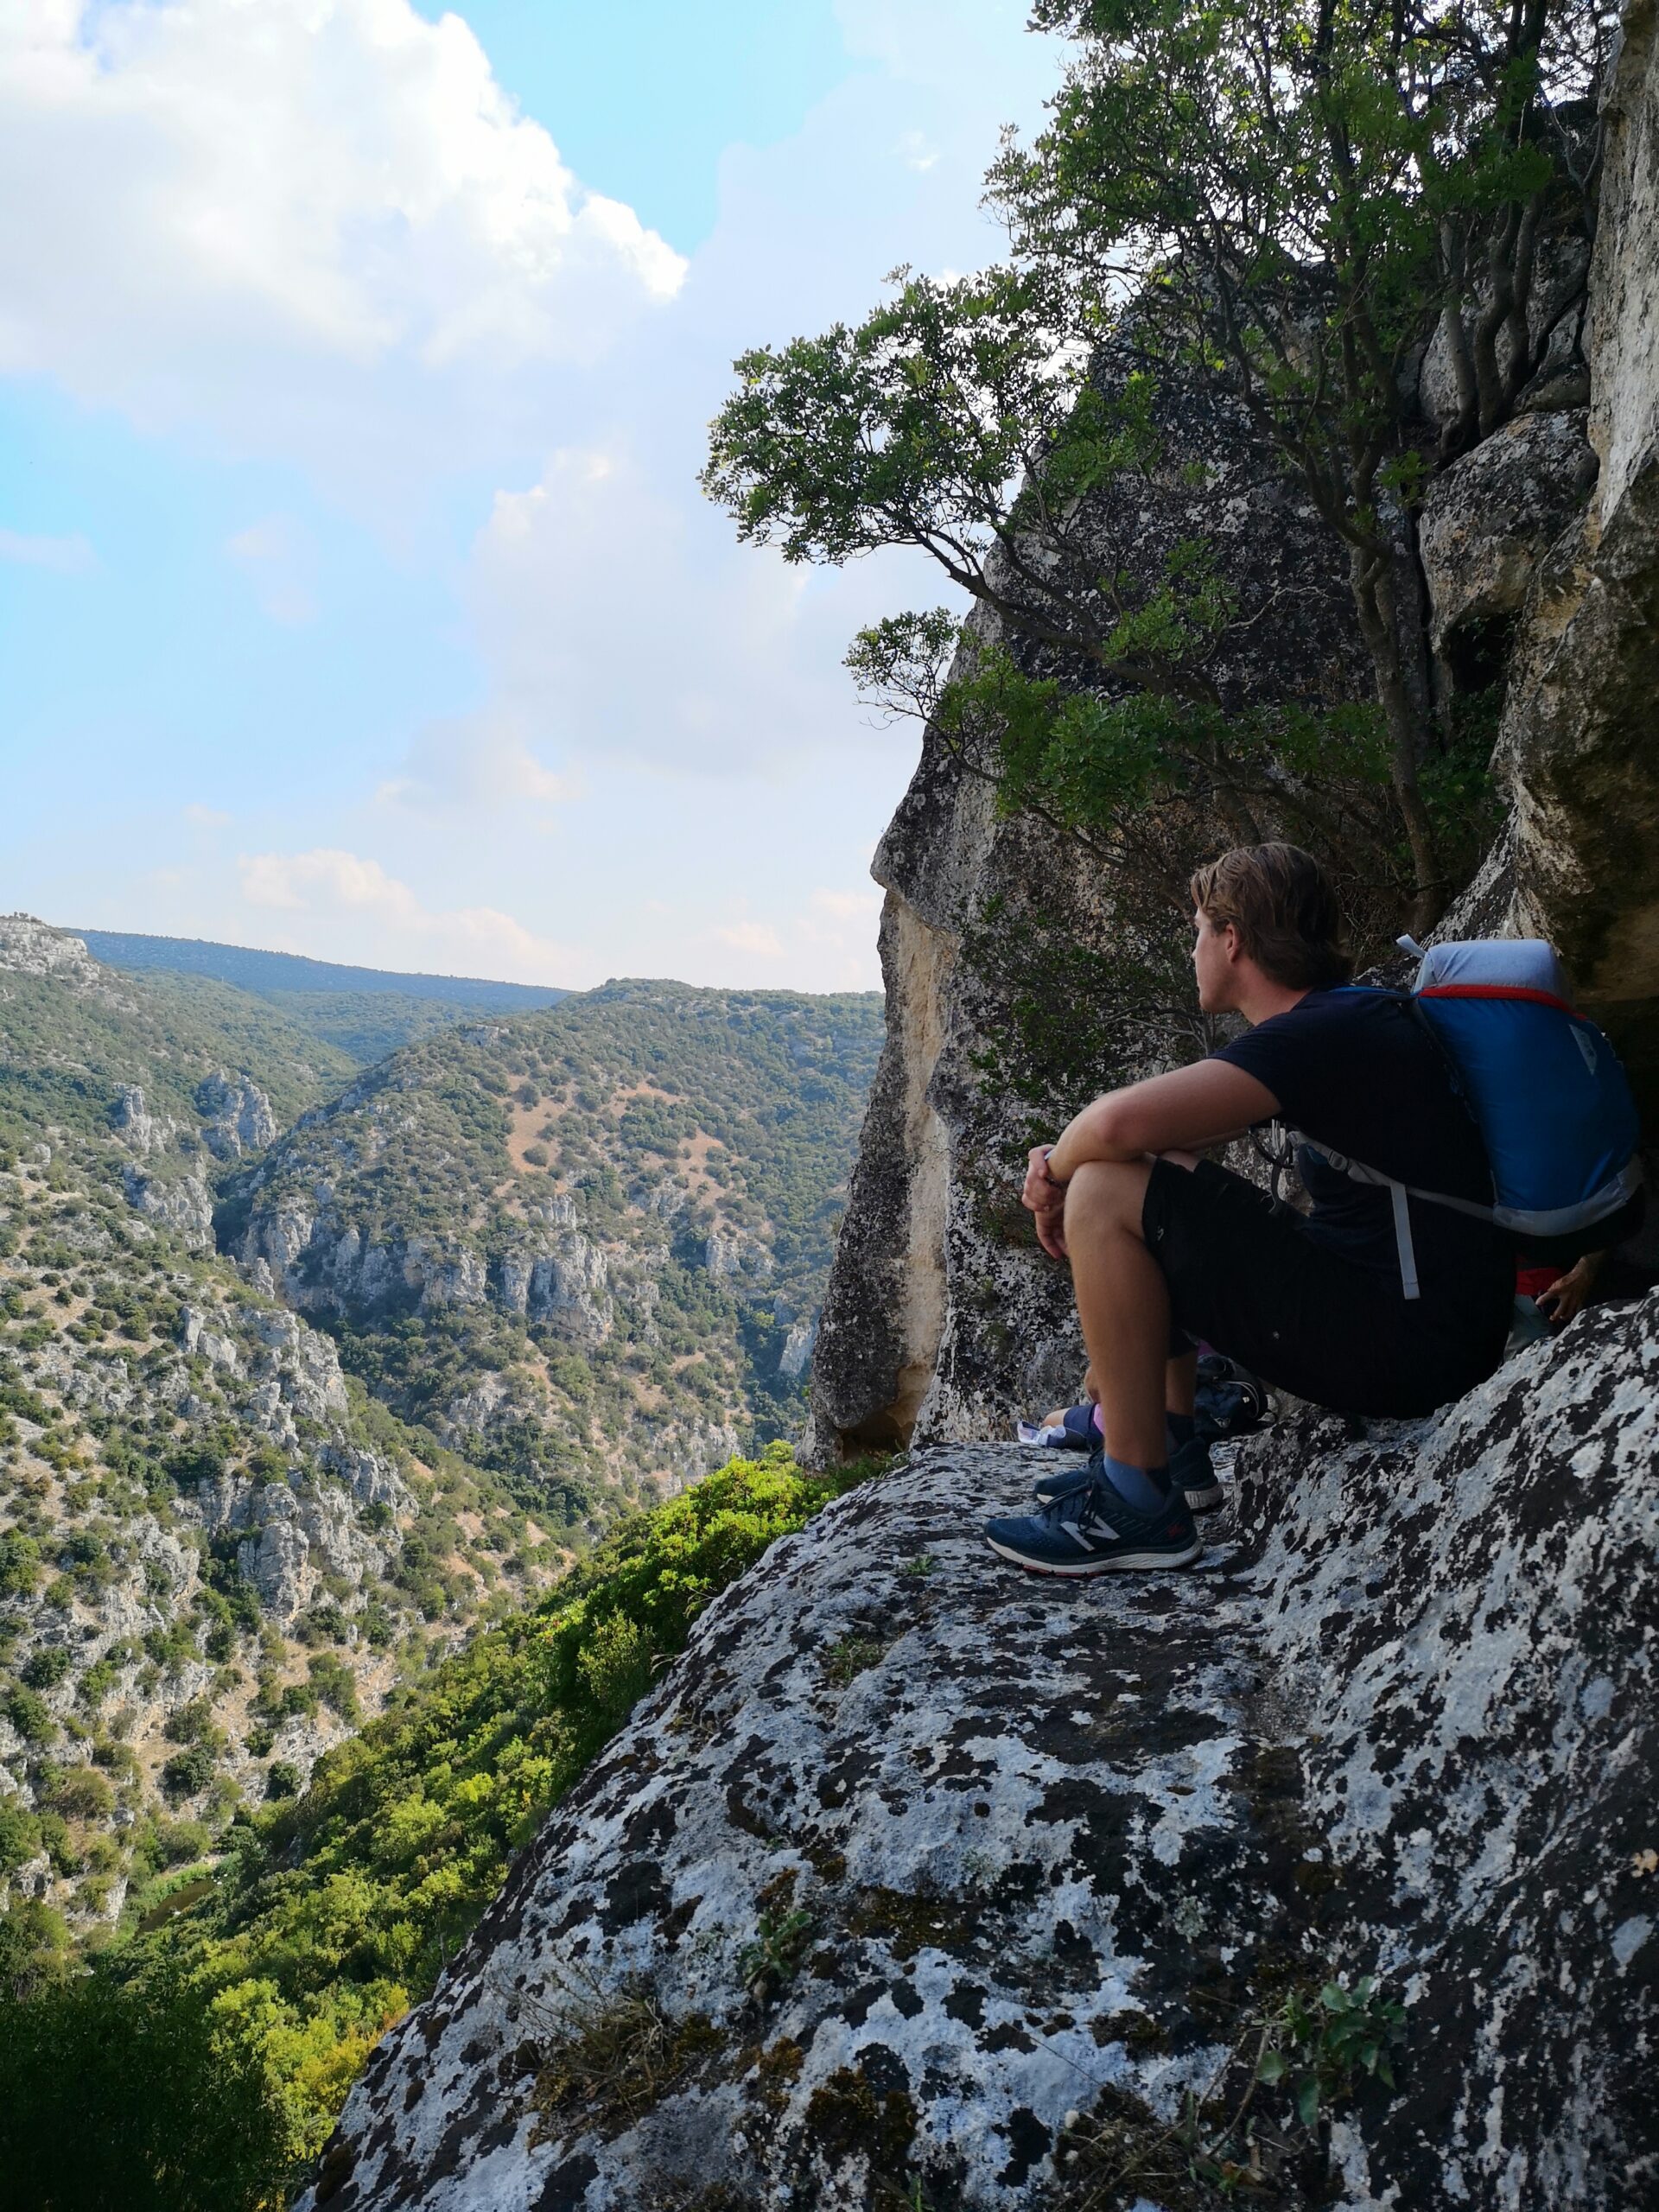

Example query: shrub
[162,1696,218,1747]
[306,1652,359,1721]
[0,1531,40,1598]
[77,1656,120,1707]
[264,1762,302,1802]
[19,1648,71,1691]
[4,1688,55,1745]
[160,1745,216,1799]
[0,1802,39,1874]
[44,1766,114,1821]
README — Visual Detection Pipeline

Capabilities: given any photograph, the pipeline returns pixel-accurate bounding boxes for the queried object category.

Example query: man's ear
[1222,922,1244,965]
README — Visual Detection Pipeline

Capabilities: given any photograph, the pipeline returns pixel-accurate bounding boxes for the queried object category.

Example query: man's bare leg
[1062,1158,1172,1470]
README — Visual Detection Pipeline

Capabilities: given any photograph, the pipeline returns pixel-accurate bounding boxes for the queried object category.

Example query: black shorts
[1141,1159,1511,1419]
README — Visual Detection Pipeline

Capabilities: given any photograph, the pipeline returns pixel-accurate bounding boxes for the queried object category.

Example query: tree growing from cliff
[703,0,1606,932]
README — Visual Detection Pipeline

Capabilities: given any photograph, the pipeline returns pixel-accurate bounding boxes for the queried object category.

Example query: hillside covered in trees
[0,919,882,2203]
[223,979,883,1521]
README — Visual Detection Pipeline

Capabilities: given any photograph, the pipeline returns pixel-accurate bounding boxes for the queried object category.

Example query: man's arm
[1046,1059,1281,1179]
[1020,1060,1281,1260]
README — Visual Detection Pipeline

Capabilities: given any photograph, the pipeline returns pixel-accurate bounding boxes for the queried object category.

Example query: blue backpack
[1306,938,1644,1299]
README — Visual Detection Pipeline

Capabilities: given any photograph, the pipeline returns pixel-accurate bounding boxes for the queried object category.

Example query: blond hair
[1189,842,1352,990]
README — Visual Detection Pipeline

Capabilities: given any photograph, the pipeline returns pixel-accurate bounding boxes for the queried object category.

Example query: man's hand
[1535,1250,1603,1326]
[1022,1146,1068,1261]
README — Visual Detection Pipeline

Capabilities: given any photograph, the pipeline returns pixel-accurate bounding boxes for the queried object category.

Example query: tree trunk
[1349,543,1442,935]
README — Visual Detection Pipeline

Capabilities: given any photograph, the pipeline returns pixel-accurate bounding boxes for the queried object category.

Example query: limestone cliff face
[302,1295,1659,2211]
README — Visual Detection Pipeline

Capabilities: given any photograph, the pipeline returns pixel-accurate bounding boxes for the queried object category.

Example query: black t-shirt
[1213,988,1510,1289]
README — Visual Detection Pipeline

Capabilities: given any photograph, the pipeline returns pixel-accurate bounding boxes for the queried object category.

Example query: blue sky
[0,0,1064,991]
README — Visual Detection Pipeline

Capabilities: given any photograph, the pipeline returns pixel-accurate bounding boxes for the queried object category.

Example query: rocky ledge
[304,1294,1659,2212]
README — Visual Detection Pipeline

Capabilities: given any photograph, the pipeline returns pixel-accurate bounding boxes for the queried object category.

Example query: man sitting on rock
[985,841,1513,1575]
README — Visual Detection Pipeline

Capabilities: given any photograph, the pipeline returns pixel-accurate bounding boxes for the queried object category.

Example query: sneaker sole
[983,1534,1204,1575]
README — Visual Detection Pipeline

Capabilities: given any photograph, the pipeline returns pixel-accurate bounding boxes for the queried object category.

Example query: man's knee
[1063,1158,1152,1240]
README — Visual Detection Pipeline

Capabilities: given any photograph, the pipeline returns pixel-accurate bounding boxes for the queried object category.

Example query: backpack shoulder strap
[1299,1141,1500,1301]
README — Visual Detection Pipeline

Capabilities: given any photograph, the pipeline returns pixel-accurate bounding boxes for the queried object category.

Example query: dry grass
[525,1967,724,2145]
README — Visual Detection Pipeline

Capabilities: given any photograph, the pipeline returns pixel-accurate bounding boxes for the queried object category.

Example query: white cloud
[454,3,1065,787]
[237,845,581,982]
[470,440,928,776]
[697,886,885,988]
[0,0,684,487]
[182,804,232,830]
[226,515,316,625]
[711,918,787,959]
[0,524,94,574]
[376,711,582,814]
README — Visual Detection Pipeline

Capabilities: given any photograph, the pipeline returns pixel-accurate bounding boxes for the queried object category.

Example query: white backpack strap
[1301,1141,1462,1302]
[1389,1180,1421,1301]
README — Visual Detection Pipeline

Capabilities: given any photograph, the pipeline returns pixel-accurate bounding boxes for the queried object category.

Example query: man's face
[1192,909,1236,1014]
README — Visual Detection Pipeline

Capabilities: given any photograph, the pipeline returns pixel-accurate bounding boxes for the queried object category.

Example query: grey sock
[1097,1453,1172,1515]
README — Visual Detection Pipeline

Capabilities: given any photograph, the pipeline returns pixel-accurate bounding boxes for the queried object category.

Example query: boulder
[302,1293,1659,2212]
[1416,410,1594,670]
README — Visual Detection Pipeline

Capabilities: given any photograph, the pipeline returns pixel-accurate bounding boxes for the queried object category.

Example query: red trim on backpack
[1418,984,1580,1014]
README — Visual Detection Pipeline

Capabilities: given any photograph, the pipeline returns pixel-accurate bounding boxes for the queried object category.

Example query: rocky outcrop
[1496,0,1659,1114]
[303,1291,1659,2212]
[1415,409,1595,672]
[0,913,100,988]
[807,0,1659,1460]
[778,1314,817,1380]
[195,1070,277,1159]
[234,1199,618,1344]
[122,1161,215,1252]
[111,1084,175,1155]
[181,1457,410,1625]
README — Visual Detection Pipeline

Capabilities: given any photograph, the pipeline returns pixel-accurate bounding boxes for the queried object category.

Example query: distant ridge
[73,929,570,1009]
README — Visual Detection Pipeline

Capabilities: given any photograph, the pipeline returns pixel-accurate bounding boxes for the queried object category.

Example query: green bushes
[0,1530,41,1597]
[0,1957,296,2212]
[5,1688,56,1744]
[43,1766,115,1822]
[0,1444,873,2188]
[160,1745,216,1799]
[306,1651,359,1720]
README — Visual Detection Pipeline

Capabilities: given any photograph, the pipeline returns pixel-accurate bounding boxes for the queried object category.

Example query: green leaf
[1296,2077,1322,2129]
[1255,2047,1287,2082]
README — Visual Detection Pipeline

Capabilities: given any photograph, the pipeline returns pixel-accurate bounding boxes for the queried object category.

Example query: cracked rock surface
[302,1293,1659,2212]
